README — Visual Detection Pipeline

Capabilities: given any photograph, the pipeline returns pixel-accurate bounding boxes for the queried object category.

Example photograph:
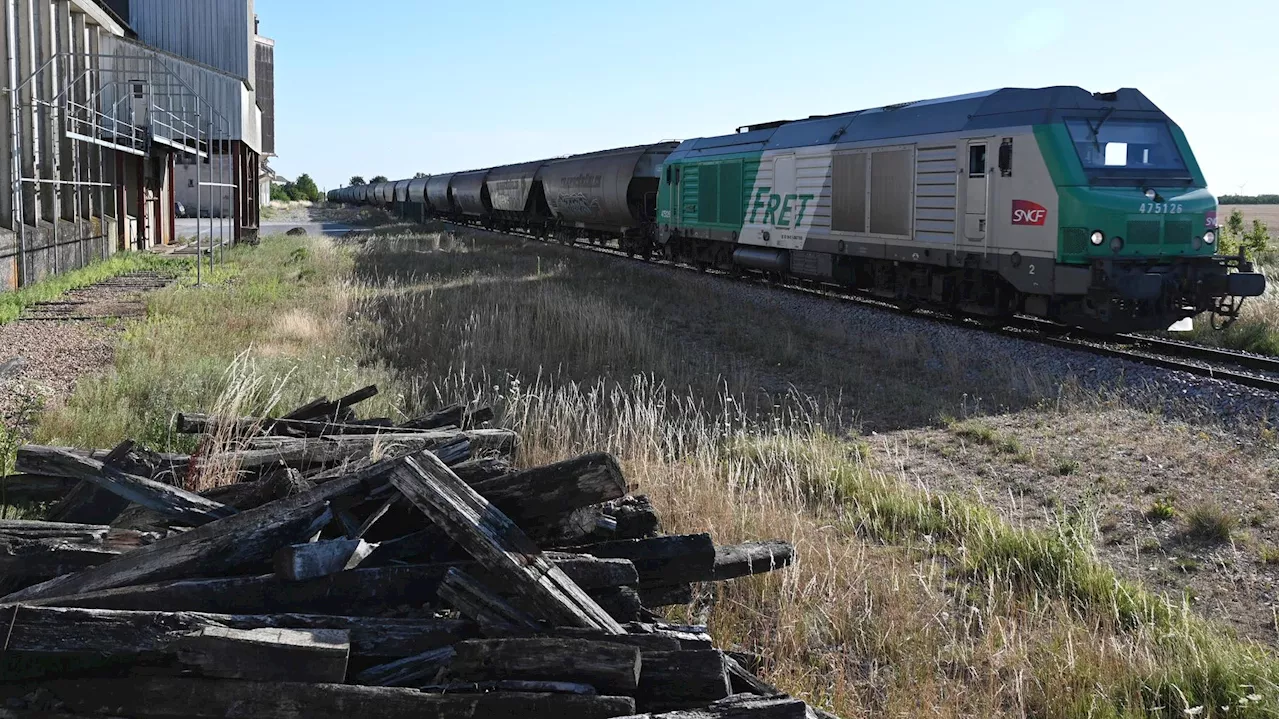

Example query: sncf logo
[1011,200,1048,226]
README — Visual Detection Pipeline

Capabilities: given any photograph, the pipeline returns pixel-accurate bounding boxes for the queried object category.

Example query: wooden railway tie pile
[0,384,825,718]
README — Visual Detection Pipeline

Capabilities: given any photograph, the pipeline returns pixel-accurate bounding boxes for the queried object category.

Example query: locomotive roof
[668,86,1170,160]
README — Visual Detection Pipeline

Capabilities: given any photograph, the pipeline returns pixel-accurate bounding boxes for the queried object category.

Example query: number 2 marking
[1028,264,1036,275]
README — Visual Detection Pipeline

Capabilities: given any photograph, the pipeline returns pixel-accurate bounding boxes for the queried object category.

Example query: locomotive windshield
[1065,118,1186,173]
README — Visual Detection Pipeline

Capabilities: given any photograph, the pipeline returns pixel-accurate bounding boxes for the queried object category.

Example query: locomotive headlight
[1144,188,1157,200]
[1202,230,1216,244]
[1110,236,1125,253]
[1090,230,1105,245]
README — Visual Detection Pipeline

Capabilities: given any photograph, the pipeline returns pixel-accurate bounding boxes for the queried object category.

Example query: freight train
[329,86,1266,333]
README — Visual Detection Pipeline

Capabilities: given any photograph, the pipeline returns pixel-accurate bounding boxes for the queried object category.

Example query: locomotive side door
[963,140,989,247]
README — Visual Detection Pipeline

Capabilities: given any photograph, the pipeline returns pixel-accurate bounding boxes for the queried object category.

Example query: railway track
[435,221,1280,393]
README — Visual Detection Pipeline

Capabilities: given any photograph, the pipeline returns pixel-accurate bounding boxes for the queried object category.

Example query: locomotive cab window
[1065,118,1186,172]
[968,145,986,177]
[665,166,672,184]
[998,138,1013,176]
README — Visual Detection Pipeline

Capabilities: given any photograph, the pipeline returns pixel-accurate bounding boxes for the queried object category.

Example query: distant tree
[369,175,389,184]
[294,173,321,202]
[413,171,429,179]
[1226,209,1246,238]
[270,183,290,201]
[1216,193,1278,205]
[349,175,366,186]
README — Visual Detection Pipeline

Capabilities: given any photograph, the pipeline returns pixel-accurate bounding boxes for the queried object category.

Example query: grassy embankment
[19,227,1278,718]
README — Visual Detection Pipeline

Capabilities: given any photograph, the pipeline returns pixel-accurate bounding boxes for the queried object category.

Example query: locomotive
[330,86,1266,334]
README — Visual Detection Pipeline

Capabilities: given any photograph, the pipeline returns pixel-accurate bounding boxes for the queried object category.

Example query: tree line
[1217,194,1278,205]
[270,173,322,202]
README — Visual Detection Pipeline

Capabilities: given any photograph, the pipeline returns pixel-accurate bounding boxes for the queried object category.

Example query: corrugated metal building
[107,0,256,84]
[0,0,267,291]
[255,35,274,156]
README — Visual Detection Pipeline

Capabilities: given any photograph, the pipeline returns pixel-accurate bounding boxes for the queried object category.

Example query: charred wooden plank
[422,679,596,694]
[17,563,450,615]
[450,637,641,696]
[636,649,732,711]
[0,473,365,603]
[178,413,441,438]
[483,626,682,653]
[44,479,130,525]
[16,554,629,616]
[586,586,645,624]
[437,567,540,632]
[0,605,474,661]
[0,474,79,504]
[207,429,513,471]
[637,583,693,608]
[0,678,637,719]
[576,534,716,586]
[601,495,661,540]
[352,645,455,687]
[470,452,627,524]
[615,694,807,718]
[711,540,795,581]
[388,450,623,633]
[273,538,376,581]
[170,625,350,682]
[17,447,234,526]
[0,606,348,683]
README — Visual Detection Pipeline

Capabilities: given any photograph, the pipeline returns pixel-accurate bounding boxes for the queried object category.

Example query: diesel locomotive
[330,86,1266,334]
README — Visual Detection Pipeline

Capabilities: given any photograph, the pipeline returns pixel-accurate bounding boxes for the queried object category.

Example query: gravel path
[0,272,174,432]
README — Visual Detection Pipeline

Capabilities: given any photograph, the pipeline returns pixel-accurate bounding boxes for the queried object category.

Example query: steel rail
[434,220,1280,393]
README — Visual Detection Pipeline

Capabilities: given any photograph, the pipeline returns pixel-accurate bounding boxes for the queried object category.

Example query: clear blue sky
[259,0,1279,196]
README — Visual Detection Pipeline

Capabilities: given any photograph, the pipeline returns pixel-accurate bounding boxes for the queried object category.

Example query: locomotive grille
[1061,227,1088,254]
[1163,219,1193,246]
[1126,220,1161,246]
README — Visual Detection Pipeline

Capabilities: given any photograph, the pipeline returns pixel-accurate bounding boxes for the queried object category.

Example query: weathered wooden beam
[352,645,455,687]
[0,678,637,719]
[17,553,630,616]
[422,680,596,694]
[450,637,642,696]
[587,586,646,623]
[614,694,808,719]
[637,649,732,711]
[18,563,451,615]
[402,404,493,431]
[0,472,365,603]
[437,566,541,632]
[576,533,716,586]
[0,605,474,661]
[471,452,627,525]
[637,583,694,608]
[484,626,683,653]
[17,446,234,526]
[177,412,442,438]
[711,540,795,581]
[44,478,130,525]
[602,495,662,540]
[0,474,79,503]
[273,538,376,581]
[171,625,350,682]
[388,450,623,633]
[204,429,513,471]
[0,605,349,682]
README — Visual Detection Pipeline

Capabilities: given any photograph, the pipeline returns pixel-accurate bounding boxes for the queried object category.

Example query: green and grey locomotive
[335,86,1266,334]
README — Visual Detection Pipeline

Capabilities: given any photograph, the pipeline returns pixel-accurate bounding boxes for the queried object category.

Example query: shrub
[1147,500,1176,522]
[1183,502,1236,542]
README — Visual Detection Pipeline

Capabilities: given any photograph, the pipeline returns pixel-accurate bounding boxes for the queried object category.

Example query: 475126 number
[1138,203,1183,214]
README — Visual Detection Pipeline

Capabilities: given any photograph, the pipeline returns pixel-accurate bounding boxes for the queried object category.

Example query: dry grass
[341,228,1275,717]
[28,226,1278,717]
